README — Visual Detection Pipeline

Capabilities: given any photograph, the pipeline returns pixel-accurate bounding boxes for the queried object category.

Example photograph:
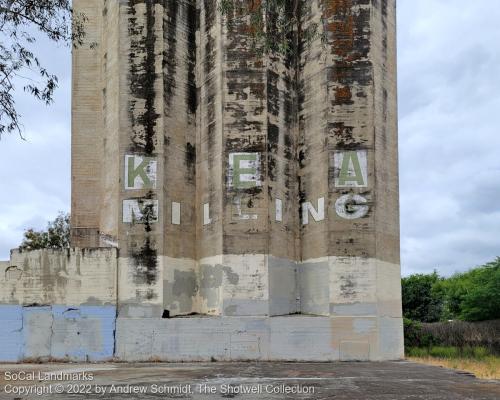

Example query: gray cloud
[0,35,70,258]
[398,0,500,275]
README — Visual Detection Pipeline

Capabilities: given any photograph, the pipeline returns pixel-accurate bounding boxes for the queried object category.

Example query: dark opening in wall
[162,310,170,319]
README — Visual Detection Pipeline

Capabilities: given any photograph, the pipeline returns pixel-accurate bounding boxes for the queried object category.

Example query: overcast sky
[0,1,499,276]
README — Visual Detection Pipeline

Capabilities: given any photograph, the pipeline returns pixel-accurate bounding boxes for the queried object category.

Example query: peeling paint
[62,0,402,361]
[127,0,160,155]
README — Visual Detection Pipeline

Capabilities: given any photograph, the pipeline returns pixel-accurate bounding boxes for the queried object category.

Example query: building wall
[294,0,402,360]
[0,249,402,361]
[71,0,104,247]
[0,249,117,362]
[195,0,299,317]
[61,0,403,361]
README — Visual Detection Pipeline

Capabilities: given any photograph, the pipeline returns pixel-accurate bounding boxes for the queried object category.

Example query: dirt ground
[0,361,499,400]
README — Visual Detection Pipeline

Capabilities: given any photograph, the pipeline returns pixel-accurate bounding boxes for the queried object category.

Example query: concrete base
[115,315,403,362]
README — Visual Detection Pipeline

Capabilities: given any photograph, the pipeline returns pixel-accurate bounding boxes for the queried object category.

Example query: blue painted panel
[0,305,23,362]
[51,305,116,361]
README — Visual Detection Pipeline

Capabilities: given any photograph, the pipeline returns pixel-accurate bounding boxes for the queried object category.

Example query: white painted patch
[172,202,181,225]
[203,203,212,225]
[123,199,159,223]
[333,151,367,188]
[124,155,157,190]
[228,153,261,189]
[335,194,369,220]
[233,197,258,220]
[275,199,283,222]
[302,197,325,225]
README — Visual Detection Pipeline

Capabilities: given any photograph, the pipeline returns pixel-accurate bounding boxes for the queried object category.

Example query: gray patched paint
[169,269,197,313]
[268,256,298,316]
[331,302,378,316]
[119,303,163,318]
[223,299,268,316]
[222,266,239,285]
[378,317,404,360]
[298,261,329,315]
[199,264,223,308]
[83,296,108,306]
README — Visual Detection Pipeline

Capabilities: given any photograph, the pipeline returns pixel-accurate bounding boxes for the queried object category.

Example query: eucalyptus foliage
[19,211,70,251]
[0,0,86,137]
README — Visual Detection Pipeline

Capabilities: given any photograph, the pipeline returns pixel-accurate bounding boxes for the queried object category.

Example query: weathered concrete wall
[192,1,300,317]
[115,0,166,317]
[115,315,402,361]
[0,249,116,305]
[0,248,401,362]
[66,0,403,360]
[161,0,198,317]
[71,0,104,248]
[0,249,117,362]
[99,0,121,247]
[294,0,402,358]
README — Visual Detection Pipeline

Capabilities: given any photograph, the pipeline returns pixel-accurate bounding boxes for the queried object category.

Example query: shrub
[435,258,500,322]
[402,258,500,323]
[403,318,439,349]
[402,272,443,322]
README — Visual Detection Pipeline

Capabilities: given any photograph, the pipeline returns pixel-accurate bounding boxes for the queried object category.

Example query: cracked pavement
[0,361,499,399]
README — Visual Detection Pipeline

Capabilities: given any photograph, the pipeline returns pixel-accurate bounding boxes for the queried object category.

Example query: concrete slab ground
[0,362,498,400]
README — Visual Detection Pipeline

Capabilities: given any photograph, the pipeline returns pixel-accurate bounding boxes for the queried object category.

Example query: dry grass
[408,356,500,380]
